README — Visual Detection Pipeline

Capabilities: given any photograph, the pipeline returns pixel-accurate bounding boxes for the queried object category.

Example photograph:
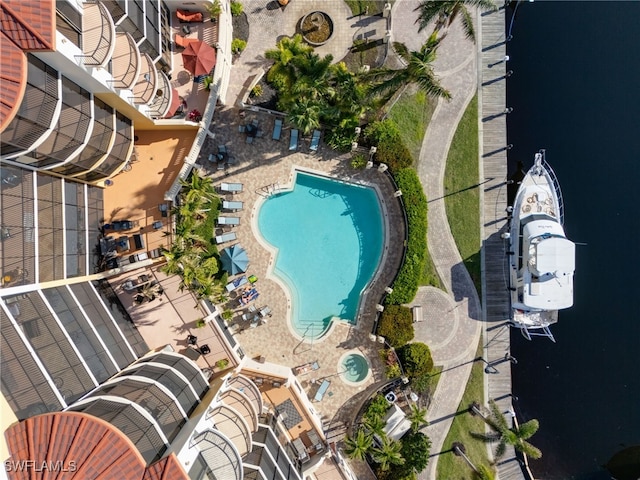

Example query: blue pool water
[340,353,370,383]
[257,172,384,339]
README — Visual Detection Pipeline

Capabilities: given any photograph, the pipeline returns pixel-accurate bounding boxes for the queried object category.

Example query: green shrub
[386,168,428,304]
[398,432,431,476]
[230,0,243,16]
[377,304,414,348]
[203,75,213,91]
[411,372,434,394]
[350,153,368,169]
[364,120,413,172]
[207,0,222,18]
[250,84,263,97]
[231,38,247,54]
[398,342,434,378]
[324,128,357,152]
[216,358,229,369]
[364,394,389,422]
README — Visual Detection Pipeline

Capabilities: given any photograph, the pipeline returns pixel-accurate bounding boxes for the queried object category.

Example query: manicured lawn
[436,337,492,479]
[444,94,481,295]
[388,89,437,164]
[344,0,385,16]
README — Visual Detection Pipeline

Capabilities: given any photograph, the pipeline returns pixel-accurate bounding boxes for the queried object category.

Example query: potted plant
[221,309,234,322]
[188,109,202,122]
[216,358,229,369]
[195,319,207,328]
[207,0,222,21]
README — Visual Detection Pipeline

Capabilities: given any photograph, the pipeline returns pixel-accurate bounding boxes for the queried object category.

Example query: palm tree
[407,404,428,433]
[265,34,314,91]
[286,98,322,136]
[372,437,405,471]
[472,399,542,460]
[365,33,451,101]
[362,415,386,439]
[414,0,496,42]
[343,428,372,462]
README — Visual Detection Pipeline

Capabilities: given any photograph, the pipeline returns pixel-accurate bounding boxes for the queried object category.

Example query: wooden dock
[479,5,529,480]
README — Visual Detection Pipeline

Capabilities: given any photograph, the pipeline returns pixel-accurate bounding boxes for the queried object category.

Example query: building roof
[4,411,189,480]
[0,0,55,132]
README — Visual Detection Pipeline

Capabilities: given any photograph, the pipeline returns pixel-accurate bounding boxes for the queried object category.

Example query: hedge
[386,167,427,304]
[397,342,434,378]
[377,304,414,348]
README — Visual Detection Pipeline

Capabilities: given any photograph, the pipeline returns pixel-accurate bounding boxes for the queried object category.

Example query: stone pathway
[391,1,484,479]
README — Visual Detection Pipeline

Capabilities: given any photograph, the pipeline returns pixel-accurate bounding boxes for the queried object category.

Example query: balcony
[80,1,116,67]
[148,71,171,119]
[132,54,157,105]
[111,32,140,89]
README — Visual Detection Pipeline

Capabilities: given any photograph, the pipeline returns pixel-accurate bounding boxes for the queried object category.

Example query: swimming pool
[257,172,384,339]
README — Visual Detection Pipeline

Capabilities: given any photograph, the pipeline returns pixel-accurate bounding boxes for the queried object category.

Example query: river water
[505,2,640,479]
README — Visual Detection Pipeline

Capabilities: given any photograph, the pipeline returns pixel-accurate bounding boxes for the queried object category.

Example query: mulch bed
[232,12,249,42]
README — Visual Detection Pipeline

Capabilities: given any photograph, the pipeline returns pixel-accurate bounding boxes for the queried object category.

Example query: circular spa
[257,172,384,340]
[338,352,371,386]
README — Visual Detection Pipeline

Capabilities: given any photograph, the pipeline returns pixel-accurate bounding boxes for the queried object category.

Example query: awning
[164,89,181,118]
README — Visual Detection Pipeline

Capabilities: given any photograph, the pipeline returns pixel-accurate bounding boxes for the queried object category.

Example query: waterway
[505,2,640,479]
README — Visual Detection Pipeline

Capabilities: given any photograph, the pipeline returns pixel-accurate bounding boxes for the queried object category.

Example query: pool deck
[197,105,405,426]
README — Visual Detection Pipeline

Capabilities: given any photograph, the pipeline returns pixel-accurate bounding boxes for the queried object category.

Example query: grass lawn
[387,88,441,289]
[344,0,385,16]
[444,94,482,296]
[436,337,493,479]
[388,89,437,164]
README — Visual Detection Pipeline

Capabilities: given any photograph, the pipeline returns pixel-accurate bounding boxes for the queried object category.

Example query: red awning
[164,89,181,118]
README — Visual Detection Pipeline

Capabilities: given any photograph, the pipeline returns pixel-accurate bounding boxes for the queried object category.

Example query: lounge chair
[215,232,237,244]
[218,145,228,154]
[272,118,283,141]
[177,9,203,23]
[310,130,321,153]
[226,275,248,292]
[314,380,331,401]
[245,135,253,144]
[239,288,259,305]
[219,182,243,193]
[174,34,194,49]
[216,216,240,226]
[289,129,299,151]
[222,200,244,211]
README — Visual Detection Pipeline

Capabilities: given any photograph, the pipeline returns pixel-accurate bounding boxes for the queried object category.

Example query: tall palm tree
[362,415,386,439]
[414,0,496,42]
[343,428,372,462]
[265,34,314,91]
[372,437,405,472]
[286,98,322,136]
[407,404,428,433]
[365,33,451,101]
[472,399,542,460]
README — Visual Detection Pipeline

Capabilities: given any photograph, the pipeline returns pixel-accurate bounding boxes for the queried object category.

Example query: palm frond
[518,441,542,459]
[516,419,539,440]
[392,42,410,62]
[459,6,476,41]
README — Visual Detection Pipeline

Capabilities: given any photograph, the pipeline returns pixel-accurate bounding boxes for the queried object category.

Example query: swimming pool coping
[337,350,373,386]
[250,165,391,343]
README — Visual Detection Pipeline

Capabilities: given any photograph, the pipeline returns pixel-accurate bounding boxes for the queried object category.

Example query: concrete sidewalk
[391,1,484,478]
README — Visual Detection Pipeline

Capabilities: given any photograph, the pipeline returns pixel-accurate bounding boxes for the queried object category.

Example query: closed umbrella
[181,40,217,76]
[220,244,249,275]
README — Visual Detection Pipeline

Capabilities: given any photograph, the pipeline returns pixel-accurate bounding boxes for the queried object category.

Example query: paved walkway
[391,1,483,479]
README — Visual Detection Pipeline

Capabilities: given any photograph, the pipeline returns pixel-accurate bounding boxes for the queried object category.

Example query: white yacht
[507,150,575,342]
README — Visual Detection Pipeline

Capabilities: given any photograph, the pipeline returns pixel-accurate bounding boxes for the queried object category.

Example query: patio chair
[289,129,299,151]
[310,130,321,153]
[314,380,331,402]
[215,232,237,244]
[218,145,228,154]
[177,9,203,23]
[238,125,246,133]
[272,118,283,141]
[245,135,253,144]
[216,216,240,226]
[222,200,244,211]
[226,275,248,292]
[174,34,194,49]
[219,182,243,193]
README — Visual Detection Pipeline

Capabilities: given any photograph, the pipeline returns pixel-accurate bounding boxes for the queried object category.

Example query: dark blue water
[506,2,640,479]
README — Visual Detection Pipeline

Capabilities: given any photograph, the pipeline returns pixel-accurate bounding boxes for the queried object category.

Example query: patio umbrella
[181,40,217,76]
[220,244,249,275]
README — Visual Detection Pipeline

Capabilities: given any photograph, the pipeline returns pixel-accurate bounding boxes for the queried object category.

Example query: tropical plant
[398,431,431,475]
[216,358,230,369]
[207,0,222,19]
[230,0,243,16]
[364,33,451,101]
[344,428,372,461]
[472,400,542,460]
[414,0,496,42]
[203,75,213,90]
[397,342,434,378]
[138,281,163,301]
[188,109,202,122]
[195,319,207,328]
[364,394,390,422]
[231,38,247,54]
[351,152,368,169]
[362,415,386,439]
[377,305,414,348]
[407,404,428,433]
[372,437,405,471]
[250,84,263,97]
[475,464,496,480]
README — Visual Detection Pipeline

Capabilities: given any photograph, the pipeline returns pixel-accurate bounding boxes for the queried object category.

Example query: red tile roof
[4,412,189,480]
[0,0,55,132]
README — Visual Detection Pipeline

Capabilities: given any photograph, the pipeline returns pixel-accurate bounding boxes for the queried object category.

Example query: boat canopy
[533,236,575,277]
